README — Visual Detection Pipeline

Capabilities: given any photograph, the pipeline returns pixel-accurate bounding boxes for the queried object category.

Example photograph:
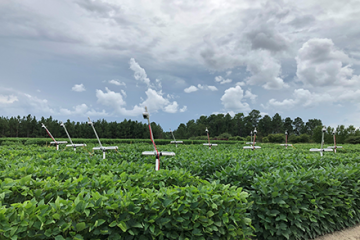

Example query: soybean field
[1,141,360,240]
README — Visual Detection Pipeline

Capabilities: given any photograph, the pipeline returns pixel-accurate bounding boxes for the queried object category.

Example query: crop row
[0,145,253,239]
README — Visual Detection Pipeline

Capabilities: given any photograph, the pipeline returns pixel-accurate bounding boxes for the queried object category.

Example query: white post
[56,144,59,151]
[320,126,326,156]
[334,135,337,153]
[103,151,106,159]
[155,155,160,171]
[170,128,178,148]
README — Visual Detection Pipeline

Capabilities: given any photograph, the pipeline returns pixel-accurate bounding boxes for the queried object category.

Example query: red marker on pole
[142,107,175,171]
[203,127,218,149]
[327,130,342,153]
[280,130,293,149]
[41,123,67,150]
[243,128,261,150]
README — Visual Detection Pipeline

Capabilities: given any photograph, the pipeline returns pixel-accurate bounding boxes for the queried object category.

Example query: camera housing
[143,112,149,119]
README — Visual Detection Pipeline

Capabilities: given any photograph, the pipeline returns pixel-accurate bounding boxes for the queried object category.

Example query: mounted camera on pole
[88,117,118,159]
[243,128,261,150]
[203,127,218,149]
[141,107,175,171]
[246,131,255,145]
[60,121,86,151]
[327,129,342,153]
[310,126,333,156]
[169,128,183,147]
[41,123,67,150]
[280,130,293,149]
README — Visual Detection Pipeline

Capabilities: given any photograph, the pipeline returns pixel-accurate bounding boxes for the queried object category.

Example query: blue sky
[1,0,360,131]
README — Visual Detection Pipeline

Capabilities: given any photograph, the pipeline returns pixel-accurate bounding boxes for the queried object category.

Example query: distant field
[1,142,360,239]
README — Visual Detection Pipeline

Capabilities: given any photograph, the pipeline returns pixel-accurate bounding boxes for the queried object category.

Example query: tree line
[0,115,164,139]
[174,110,324,139]
[172,110,359,143]
[0,110,359,143]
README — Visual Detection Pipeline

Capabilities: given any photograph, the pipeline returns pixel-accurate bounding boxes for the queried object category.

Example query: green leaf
[95,219,105,227]
[76,222,86,232]
[243,218,251,225]
[192,228,203,236]
[75,201,85,213]
[117,222,127,232]
[159,218,171,225]
[74,234,84,240]
[149,225,155,234]
[109,221,117,227]
[131,221,143,228]
[54,236,65,240]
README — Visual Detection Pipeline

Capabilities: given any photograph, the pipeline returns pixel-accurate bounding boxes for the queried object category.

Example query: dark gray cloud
[296,38,353,87]
[289,14,316,28]
[75,0,129,25]
[246,28,289,52]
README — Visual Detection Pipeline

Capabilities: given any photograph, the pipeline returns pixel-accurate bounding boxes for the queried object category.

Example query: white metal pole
[320,126,326,156]
[206,128,211,149]
[155,155,160,171]
[143,107,160,170]
[61,122,74,145]
[333,131,337,153]
[170,128,178,148]
[253,129,257,150]
[88,117,103,148]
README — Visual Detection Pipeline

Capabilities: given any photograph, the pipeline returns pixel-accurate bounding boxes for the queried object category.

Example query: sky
[1,0,360,131]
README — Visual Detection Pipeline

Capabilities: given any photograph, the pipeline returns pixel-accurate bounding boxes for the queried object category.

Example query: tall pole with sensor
[41,123,67,150]
[60,121,86,151]
[327,129,342,153]
[88,117,118,159]
[142,107,175,171]
[310,126,333,156]
[280,130,293,149]
[170,128,183,147]
[203,127,218,149]
[243,128,261,150]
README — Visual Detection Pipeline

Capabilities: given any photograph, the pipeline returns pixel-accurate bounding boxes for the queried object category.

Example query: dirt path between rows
[313,224,360,240]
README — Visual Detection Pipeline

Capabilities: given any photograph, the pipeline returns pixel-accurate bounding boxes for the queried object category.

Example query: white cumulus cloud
[245,50,289,89]
[267,88,332,109]
[220,86,251,112]
[296,38,357,87]
[180,106,187,112]
[0,94,18,104]
[60,104,108,116]
[96,87,180,115]
[215,76,232,84]
[164,101,178,113]
[184,85,198,93]
[72,84,86,92]
[129,58,151,87]
[109,79,126,86]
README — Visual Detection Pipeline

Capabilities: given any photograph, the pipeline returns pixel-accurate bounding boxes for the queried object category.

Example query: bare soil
[313,224,360,240]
